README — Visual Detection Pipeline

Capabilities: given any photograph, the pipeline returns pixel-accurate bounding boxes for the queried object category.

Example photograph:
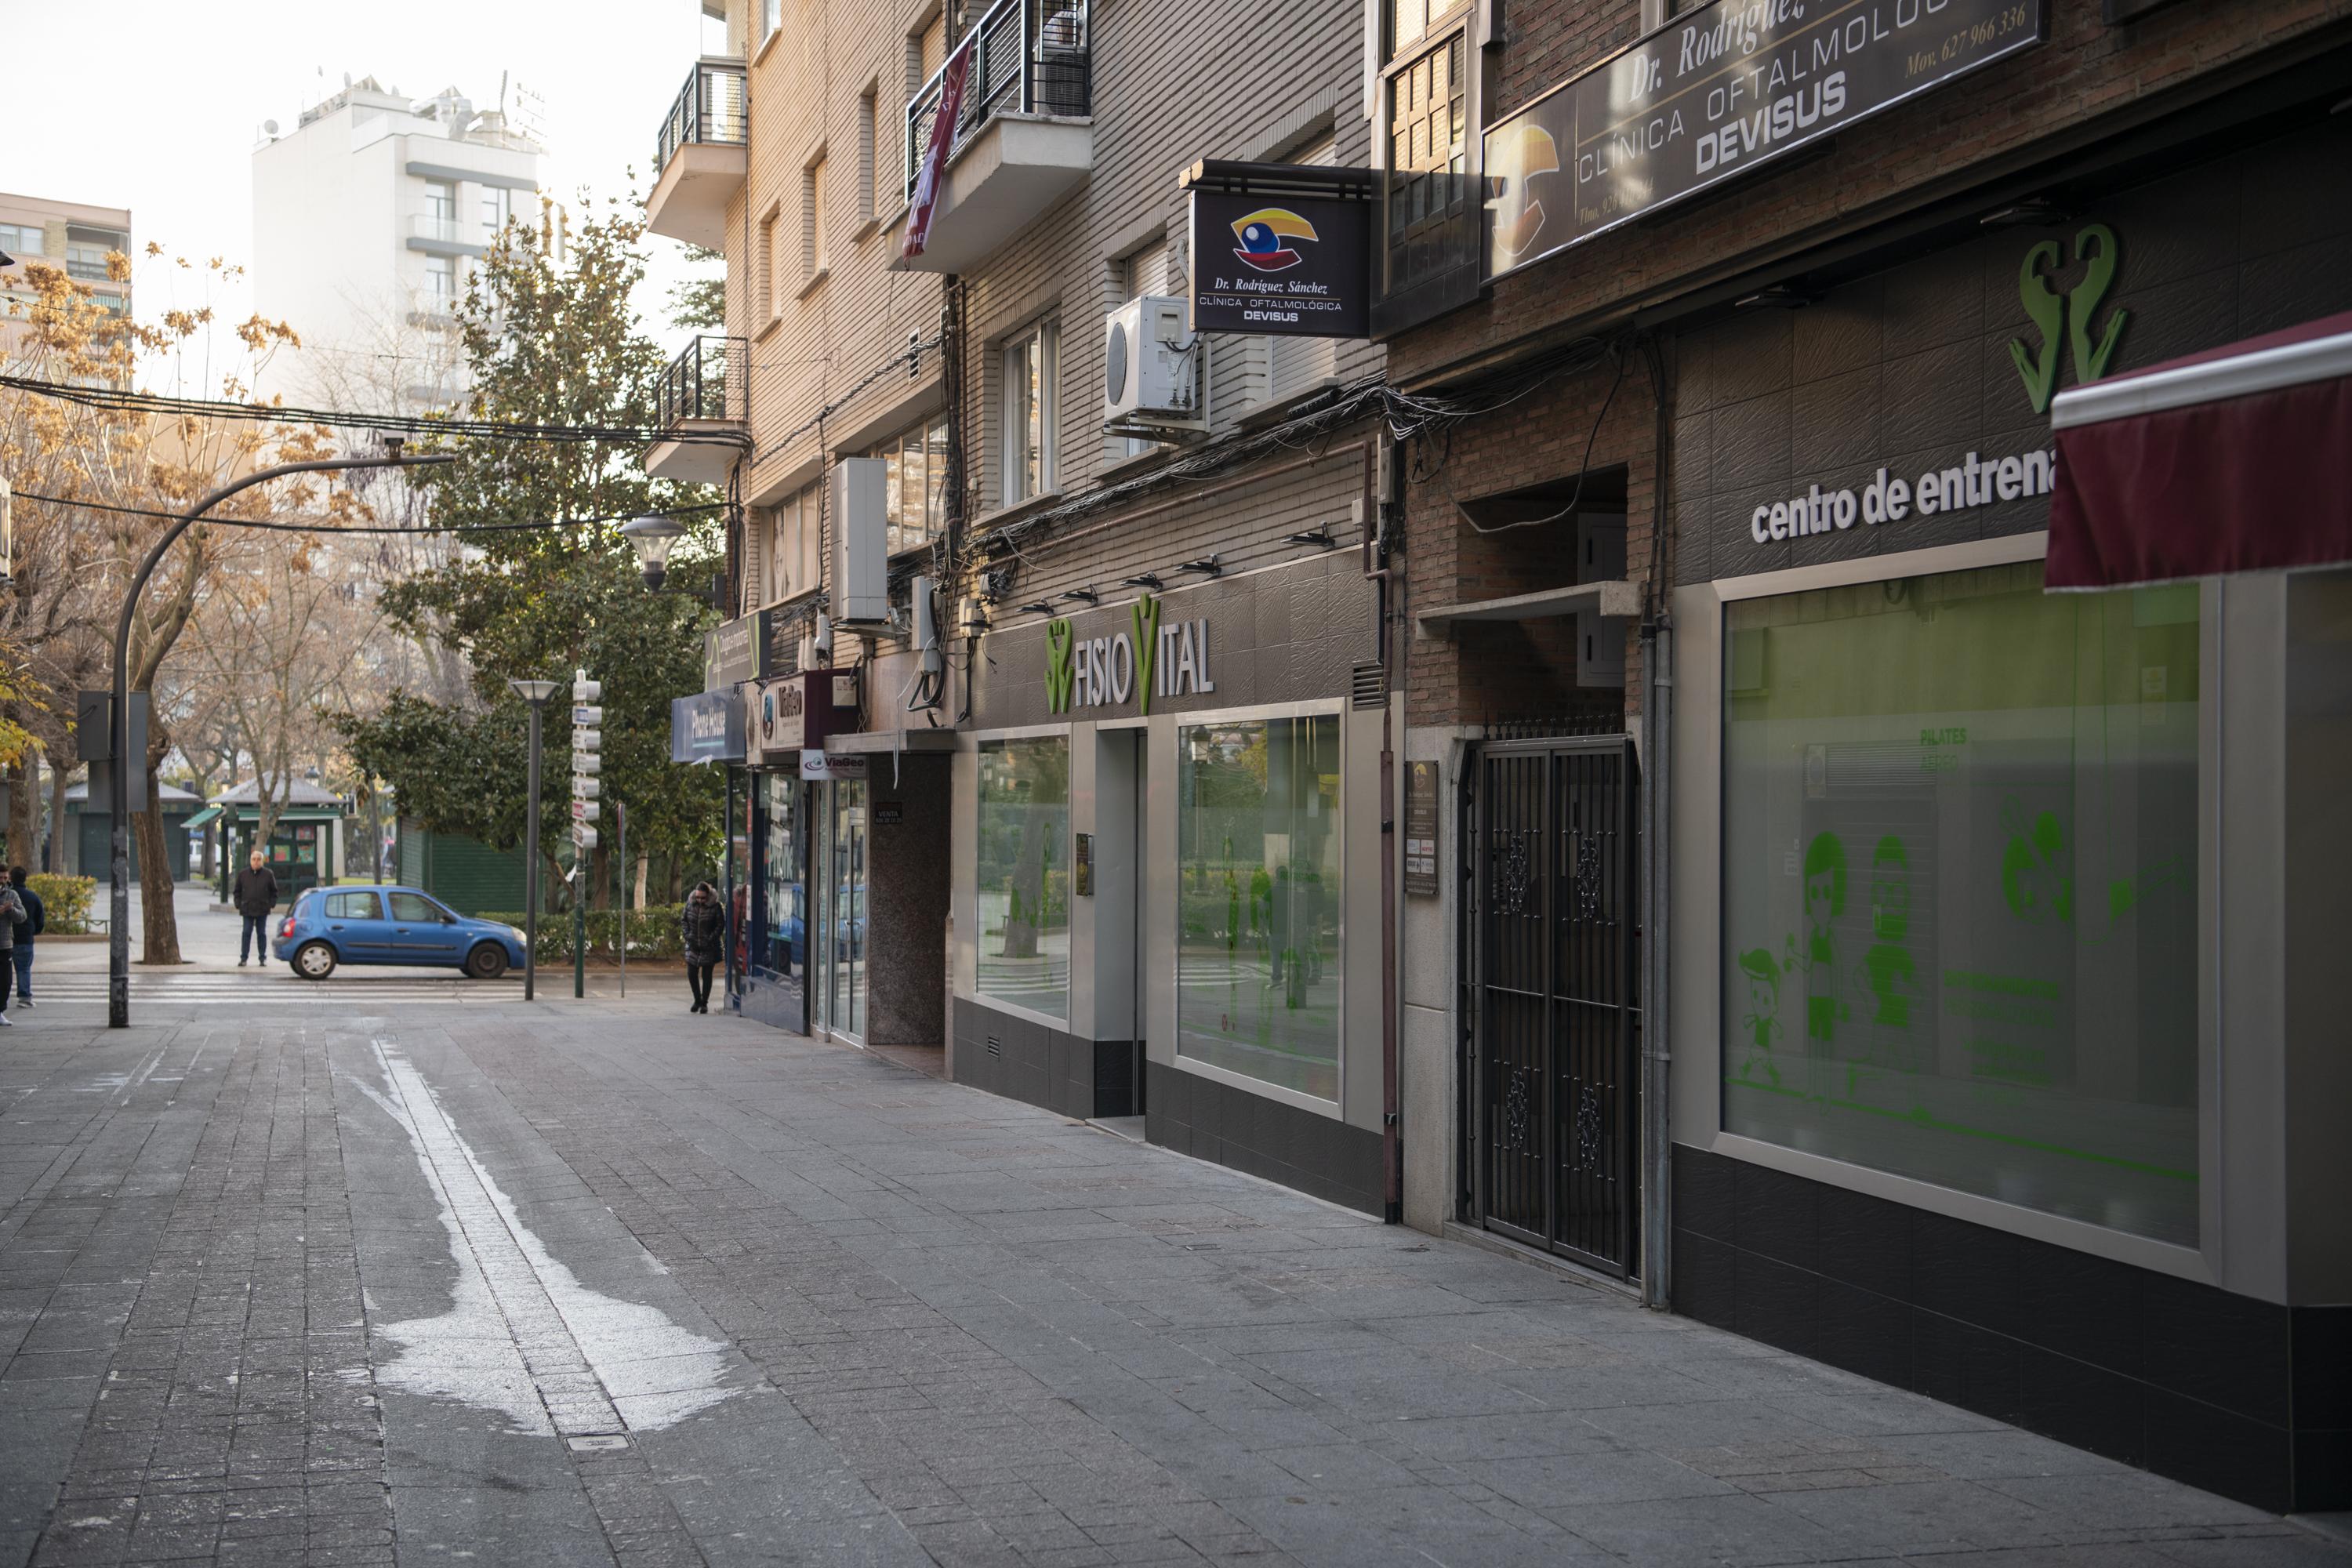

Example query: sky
[0,0,727,377]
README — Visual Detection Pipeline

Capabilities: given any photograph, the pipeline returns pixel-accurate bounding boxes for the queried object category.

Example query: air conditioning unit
[1103,296,1197,425]
[829,458,889,624]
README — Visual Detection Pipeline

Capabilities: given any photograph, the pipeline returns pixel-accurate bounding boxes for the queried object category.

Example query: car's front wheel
[292,941,338,981]
[463,942,509,980]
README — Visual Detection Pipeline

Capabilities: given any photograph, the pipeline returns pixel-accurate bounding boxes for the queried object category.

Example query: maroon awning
[2046,310,2352,589]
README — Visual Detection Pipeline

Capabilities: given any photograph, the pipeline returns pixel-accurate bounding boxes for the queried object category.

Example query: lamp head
[620,514,687,590]
[506,677,561,706]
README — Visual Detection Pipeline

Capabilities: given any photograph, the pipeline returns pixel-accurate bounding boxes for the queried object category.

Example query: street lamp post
[107,448,452,1028]
[509,679,560,1000]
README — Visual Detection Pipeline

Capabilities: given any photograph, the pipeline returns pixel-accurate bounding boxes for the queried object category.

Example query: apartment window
[1388,0,1465,54]
[866,414,950,555]
[1267,136,1339,404]
[858,89,880,223]
[481,186,513,238]
[761,0,782,42]
[64,245,114,281]
[423,254,456,303]
[1001,321,1058,503]
[803,157,828,279]
[425,180,456,223]
[1721,562,2201,1245]
[1377,27,1479,329]
[797,481,823,590]
[0,224,41,256]
[757,205,780,321]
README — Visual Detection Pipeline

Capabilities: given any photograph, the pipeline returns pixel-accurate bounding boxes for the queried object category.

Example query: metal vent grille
[985,1036,1003,1058]
[1350,661,1388,710]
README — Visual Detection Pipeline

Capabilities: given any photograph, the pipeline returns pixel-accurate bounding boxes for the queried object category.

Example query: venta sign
[1485,0,2046,280]
[1044,593,1218,715]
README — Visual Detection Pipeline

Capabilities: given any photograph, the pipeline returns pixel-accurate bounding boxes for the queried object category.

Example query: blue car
[272,884,528,981]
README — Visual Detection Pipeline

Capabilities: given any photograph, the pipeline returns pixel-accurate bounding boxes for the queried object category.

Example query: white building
[251,77,548,407]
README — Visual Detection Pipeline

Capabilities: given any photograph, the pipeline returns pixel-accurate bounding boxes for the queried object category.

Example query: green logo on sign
[1044,619,1075,713]
[1131,593,1161,714]
[2009,223,2129,416]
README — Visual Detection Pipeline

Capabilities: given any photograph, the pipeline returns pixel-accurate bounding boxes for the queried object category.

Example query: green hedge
[27,874,96,935]
[477,905,686,964]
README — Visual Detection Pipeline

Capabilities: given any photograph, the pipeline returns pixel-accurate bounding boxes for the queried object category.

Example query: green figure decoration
[1787,832,1849,1045]
[1863,835,1918,1029]
[1737,948,1783,1087]
[2000,797,2074,924]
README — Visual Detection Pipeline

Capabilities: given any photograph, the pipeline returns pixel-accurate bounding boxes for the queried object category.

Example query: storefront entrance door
[815,779,869,1040]
[1468,737,1640,1277]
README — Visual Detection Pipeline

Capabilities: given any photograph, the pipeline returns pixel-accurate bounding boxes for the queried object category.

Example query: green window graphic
[1722,562,2199,1245]
[1175,716,1343,1101]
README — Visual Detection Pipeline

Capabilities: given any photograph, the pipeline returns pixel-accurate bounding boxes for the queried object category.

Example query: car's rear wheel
[293,941,337,981]
[464,942,509,980]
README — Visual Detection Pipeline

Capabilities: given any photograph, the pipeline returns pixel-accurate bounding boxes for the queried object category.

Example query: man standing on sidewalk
[7,869,41,1007]
[232,848,280,967]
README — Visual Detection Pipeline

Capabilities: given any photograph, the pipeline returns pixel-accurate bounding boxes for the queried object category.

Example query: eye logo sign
[1230,209,1319,273]
[1493,123,1561,260]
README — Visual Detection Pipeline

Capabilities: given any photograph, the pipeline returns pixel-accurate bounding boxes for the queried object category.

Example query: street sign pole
[570,668,604,1002]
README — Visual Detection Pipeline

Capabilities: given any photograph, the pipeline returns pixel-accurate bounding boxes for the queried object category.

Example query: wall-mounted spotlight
[1733,285,1815,312]
[1121,572,1163,590]
[1018,601,1056,615]
[1177,554,1221,578]
[1979,199,2069,229]
[1060,586,1100,604]
[1285,525,1337,549]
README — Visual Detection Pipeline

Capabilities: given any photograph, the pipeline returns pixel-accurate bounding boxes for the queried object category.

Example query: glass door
[826,779,869,1040]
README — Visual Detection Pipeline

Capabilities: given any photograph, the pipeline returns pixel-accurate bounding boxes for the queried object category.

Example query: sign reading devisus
[1184,163,1374,339]
[1485,0,2046,280]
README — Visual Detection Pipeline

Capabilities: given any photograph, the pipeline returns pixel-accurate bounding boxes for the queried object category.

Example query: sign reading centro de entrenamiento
[1485,0,2046,280]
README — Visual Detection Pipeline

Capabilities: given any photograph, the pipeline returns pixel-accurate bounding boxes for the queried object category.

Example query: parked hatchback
[273,885,528,981]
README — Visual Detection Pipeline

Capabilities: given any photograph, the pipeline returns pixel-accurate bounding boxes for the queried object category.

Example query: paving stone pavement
[2,991,2344,1567]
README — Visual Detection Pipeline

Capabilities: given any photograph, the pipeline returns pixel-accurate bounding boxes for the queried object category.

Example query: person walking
[681,881,725,1014]
[231,849,280,967]
[7,869,42,1007]
[0,875,24,1025]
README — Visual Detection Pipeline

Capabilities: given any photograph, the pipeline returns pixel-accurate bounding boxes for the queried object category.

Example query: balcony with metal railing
[646,335,748,486]
[645,58,749,249]
[895,0,1092,273]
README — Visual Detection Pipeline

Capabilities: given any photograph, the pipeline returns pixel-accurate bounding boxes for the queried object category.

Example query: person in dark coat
[681,881,726,1014]
[231,849,281,967]
[7,868,41,1007]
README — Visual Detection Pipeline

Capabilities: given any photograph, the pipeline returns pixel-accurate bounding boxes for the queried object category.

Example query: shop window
[1722,561,2200,1245]
[763,773,805,979]
[1176,715,1343,1102]
[976,735,1070,1019]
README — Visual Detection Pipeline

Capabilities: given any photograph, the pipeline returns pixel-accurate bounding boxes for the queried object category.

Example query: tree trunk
[47,758,69,874]
[136,724,183,964]
[6,758,32,870]
[635,852,649,909]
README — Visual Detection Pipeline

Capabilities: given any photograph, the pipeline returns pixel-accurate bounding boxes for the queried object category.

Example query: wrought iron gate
[1468,736,1639,1276]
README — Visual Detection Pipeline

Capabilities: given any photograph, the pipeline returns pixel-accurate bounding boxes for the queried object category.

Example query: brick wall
[1397,347,1662,729]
